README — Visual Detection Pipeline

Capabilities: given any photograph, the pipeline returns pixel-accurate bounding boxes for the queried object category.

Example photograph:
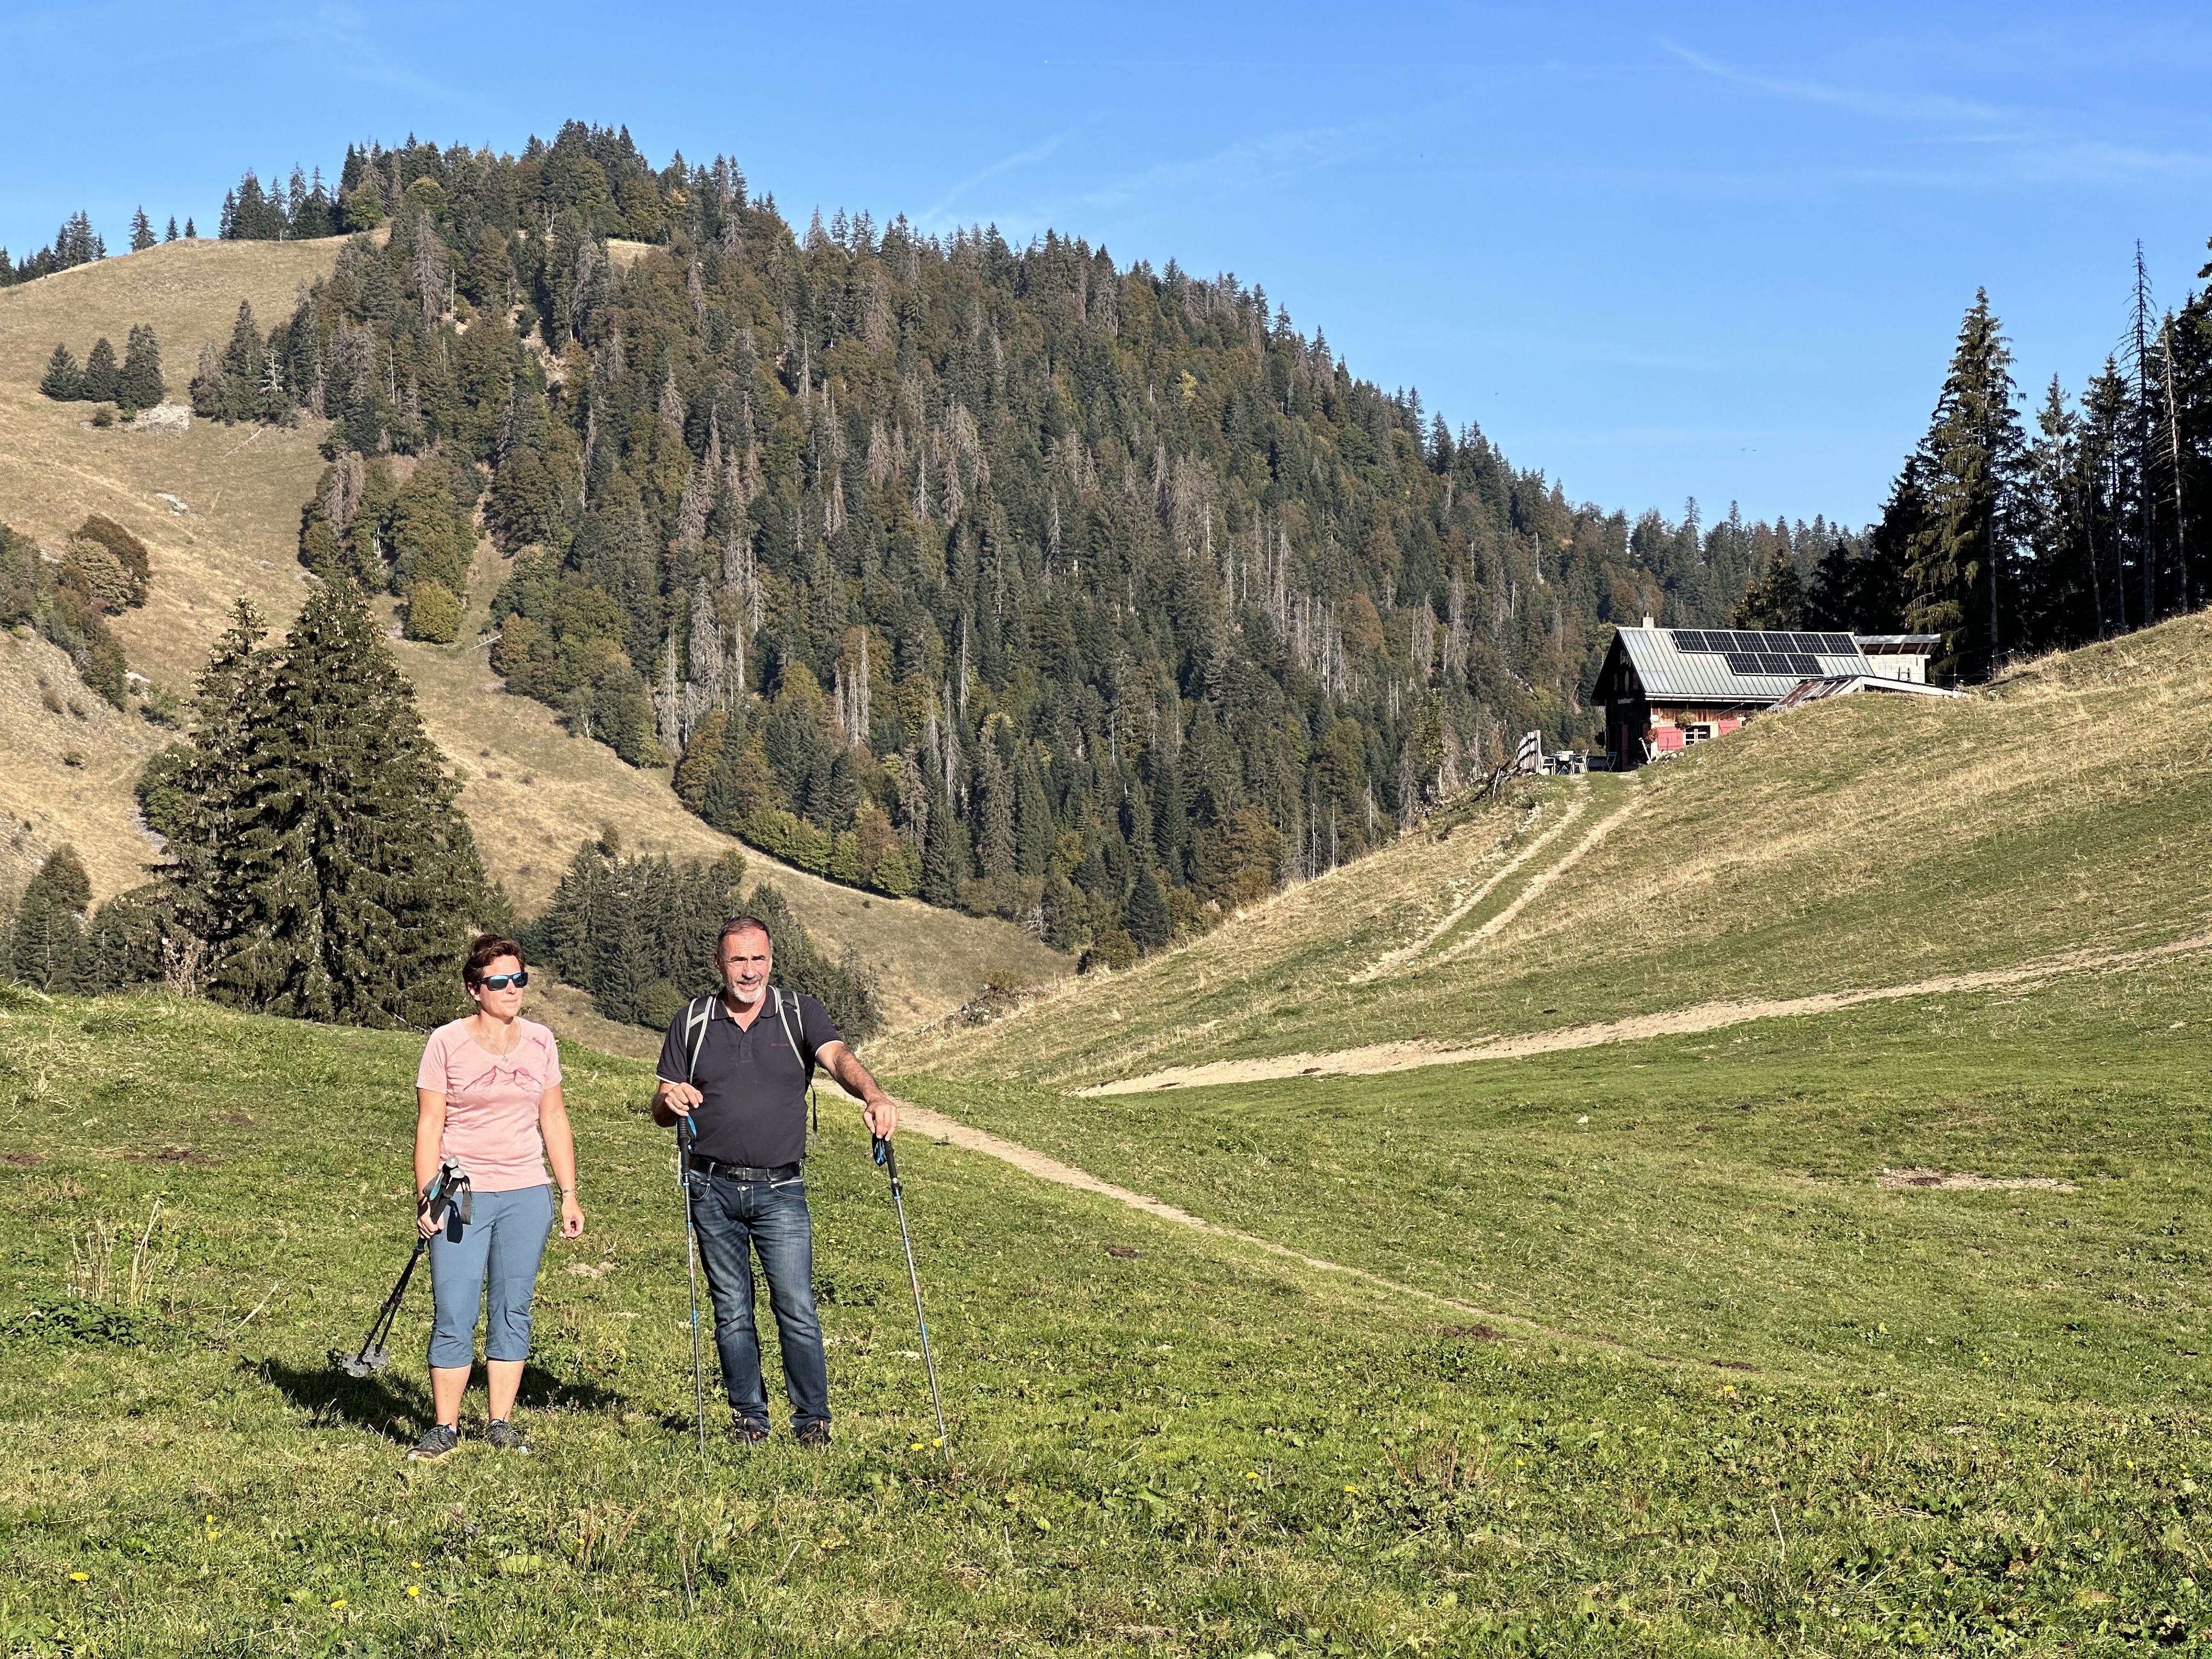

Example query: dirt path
[1430,786,1637,966]
[889,1100,1543,1335]
[1079,926,2212,1096]
[1347,791,1584,984]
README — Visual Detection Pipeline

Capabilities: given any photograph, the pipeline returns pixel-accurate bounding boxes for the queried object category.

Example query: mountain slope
[884,614,2212,1082]
[0,240,1065,1028]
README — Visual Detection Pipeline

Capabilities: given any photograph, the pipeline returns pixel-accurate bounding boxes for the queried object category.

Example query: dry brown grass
[0,242,1068,1029]
[894,610,2212,1082]
[0,629,167,902]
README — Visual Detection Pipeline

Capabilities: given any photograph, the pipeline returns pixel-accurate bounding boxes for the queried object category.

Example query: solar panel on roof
[1786,653,1820,675]
[1671,629,1707,652]
[1754,652,1788,674]
[1724,651,1759,674]
[1824,633,1855,654]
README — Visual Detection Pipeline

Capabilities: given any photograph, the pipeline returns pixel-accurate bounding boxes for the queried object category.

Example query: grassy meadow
[886,612,2212,1087]
[4,983,2211,1656]
[0,241,1064,1025]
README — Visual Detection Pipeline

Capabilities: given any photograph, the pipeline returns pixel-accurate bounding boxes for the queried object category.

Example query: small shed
[1593,622,1880,769]
[1854,634,1942,684]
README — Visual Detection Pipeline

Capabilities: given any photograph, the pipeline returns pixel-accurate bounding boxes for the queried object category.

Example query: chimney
[1642,613,1655,629]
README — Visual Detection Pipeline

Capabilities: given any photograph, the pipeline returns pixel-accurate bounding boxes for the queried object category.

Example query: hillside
[0,239,1065,1029]
[886,613,2212,1083]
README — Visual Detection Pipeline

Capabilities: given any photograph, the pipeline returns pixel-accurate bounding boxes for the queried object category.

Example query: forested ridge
[63,125,1844,962]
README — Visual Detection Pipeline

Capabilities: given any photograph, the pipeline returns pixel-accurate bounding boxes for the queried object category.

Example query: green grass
[4,988,2211,1655]
[901,956,2212,1409]
[890,614,2212,1087]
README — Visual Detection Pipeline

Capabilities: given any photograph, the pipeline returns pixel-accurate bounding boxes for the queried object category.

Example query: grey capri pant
[427,1184,554,1368]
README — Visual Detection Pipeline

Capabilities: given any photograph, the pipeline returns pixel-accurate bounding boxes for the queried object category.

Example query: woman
[407,934,584,1461]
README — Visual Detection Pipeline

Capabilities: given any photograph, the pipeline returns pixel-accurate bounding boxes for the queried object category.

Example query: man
[651,914,899,1446]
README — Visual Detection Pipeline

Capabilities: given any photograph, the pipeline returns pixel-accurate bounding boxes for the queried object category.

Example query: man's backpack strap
[772,986,819,1148]
[682,995,714,1083]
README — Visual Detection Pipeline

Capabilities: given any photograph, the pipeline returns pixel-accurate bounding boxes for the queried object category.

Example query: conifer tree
[1729,558,1807,630]
[40,342,82,400]
[163,601,280,969]
[129,207,155,252]
[81,337,119,403]
[214,302,264,422]
[5,847,92,990]
[1125,866,1171,950]
[184,217,195,239]
[165,216,178,242]
[202,579,488,1027]
[1900,290,2027,682]
[117,324,166,410]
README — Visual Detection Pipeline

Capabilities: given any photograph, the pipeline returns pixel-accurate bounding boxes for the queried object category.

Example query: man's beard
[726,979,765,1005]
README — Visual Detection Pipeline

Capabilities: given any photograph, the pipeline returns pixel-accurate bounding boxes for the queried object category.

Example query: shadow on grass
[256,1356,634,1438]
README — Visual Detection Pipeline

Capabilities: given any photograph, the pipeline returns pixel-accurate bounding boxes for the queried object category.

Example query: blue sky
[3,1,2208,528]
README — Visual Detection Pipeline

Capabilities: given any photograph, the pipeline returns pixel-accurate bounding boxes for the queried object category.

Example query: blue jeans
[427,1184,553,1369]
[688,1170,828,1431]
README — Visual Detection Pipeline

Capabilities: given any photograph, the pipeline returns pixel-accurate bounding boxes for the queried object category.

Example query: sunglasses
[476,971,529,991]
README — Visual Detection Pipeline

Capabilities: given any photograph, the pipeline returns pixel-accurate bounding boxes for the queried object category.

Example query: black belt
[685,1155,802,1182]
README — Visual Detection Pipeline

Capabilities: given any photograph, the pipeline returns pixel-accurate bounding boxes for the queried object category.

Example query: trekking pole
[873,1135,949,1457]
[334,1159,469,1378]
[679,1115,707,1455]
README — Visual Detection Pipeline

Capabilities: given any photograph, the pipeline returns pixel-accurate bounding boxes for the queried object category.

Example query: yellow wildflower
[407,1585,422,1598]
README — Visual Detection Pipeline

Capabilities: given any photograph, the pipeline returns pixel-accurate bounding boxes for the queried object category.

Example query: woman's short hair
[464,934,527,986]
[716,915,773,952]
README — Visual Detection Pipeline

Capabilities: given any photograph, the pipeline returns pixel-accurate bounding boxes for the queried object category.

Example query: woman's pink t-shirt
[415,1018,561,1193]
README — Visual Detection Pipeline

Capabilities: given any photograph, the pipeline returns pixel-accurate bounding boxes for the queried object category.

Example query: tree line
[0,208,194,286]
[42,325,166,410]
[160,122,1831,967]
[1733,248,2209,683]
[3,562,866,1032]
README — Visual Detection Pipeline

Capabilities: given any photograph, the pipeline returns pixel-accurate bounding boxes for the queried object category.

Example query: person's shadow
[256,1355,633,1441]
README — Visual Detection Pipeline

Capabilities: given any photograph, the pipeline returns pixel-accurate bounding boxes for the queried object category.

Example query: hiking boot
[795,1421,832,1449]
[731,1418,770,1446]
[407,1424,460,1462]
[485,1419,529,1454]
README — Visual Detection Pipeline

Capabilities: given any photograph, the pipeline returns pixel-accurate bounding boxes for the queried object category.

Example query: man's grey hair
[716,915,774,952]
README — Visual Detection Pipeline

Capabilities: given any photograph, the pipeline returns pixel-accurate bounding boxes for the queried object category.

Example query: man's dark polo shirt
[655,990,839,1169]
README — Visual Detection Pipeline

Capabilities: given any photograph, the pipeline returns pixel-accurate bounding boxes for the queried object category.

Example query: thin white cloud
[918,126,1088,228]
[1662,39,2212,187]
[266,3,470,106]
[1661,41,2006,126]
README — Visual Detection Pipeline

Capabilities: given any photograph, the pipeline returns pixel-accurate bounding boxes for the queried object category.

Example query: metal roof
[1854,634,1942,652]
[1611,626,1877,701]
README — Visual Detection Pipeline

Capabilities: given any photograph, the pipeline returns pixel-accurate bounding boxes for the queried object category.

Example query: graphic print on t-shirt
[417,1019,561,1193]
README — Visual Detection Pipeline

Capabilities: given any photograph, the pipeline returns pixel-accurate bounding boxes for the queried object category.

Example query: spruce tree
[164,601,282,972]
[184,217,195,239]
[118,324,166,410]
[1126,866,1171,950]
[81,337,119,403]
[200,579,489,1028]
[6,847,92,990]
[1900,291,2027,682]
[165,216,178,242]
[40,342,82,400]
[216,302,263,422]
[1730,558,1807,630]
[129,207,155,252]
